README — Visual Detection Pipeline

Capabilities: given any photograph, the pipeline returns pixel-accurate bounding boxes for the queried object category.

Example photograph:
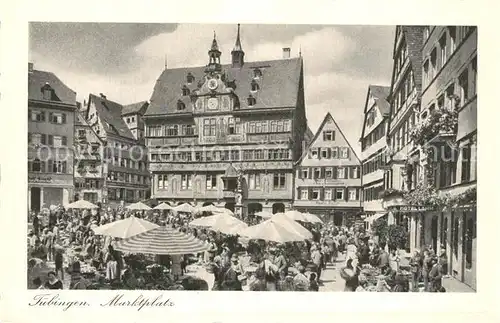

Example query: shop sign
[29,175,53,183]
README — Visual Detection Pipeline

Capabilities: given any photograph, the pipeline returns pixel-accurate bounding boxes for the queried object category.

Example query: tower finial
[164,54,168,69]
[299,45,302,57]
[231,23,245,67]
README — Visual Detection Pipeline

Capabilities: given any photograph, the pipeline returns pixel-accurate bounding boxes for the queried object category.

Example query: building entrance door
[30,187,41,212]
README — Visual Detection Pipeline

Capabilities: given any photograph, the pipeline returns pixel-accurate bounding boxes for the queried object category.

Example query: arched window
[186,72,195,84]
[247,95,256,106]
[251,80,259,92]
[177,100,186,111]
[182,85,190,96]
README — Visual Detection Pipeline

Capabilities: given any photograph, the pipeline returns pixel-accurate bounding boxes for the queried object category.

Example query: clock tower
[206,32,222,73]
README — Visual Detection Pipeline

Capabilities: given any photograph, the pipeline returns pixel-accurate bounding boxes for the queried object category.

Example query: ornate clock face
[208,78,218,90]
[207,98,219,110]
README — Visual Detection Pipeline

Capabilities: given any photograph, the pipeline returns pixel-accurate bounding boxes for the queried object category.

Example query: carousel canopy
[126,201,152,211]
[174,203,195,213]
[92,215,159,239]
[238,220,308,243]
[189,213,248,235]
[114,226,209,255]
[153,202,173,210]
[65,199,98,209]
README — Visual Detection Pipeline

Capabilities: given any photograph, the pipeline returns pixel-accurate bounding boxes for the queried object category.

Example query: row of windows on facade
[29,110,67,124]
[147,119,292,137]
[390,111,417,154]
[125,116,136,124]
[28,159,67,173]
[110,157,147,170]
[175,95,259,111]
[362,153,385,176]
[107,140,145,151]
[107,188,146,202]
[392,69,415,116]
[361,120,386,151]
[157,172,288,191]
[363,185,384,202]
[107,171,150,185]
[308,146,350,160]
[424,57,477,114]
[181,69,263,87]
[29,133,68,147]
[422,26,475,90]
[75,179,101,189]
[298,187,360,201]
[151,148,291,163]
[180,79,261,98]
[298,166,360,180]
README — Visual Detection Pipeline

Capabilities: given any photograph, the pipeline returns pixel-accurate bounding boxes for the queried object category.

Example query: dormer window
[41,83,53,100]
[186,72,195,84]
[182,85,190,96]
[251,80,260,92]
[253,68,262,79]
[177,100,186,111]
[247,95,256,106]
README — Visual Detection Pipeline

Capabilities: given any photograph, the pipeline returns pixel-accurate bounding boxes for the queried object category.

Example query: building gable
[299,113,360,167]
[360,85,390,141]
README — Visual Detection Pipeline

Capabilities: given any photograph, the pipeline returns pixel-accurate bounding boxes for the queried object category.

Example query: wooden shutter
[333,166,337,179]
[48,135,53,145]
[320,167,325,179]
[48,160,53,173]
[320,188,325,200]
[345,188,349,201]
[346,148,350,159]
[327,148,331,159]
[356,188,360,200]
[41,134,46,145]
[41,112,46,122]
[49,113,53,123]
[308,188,313,200]
[62,161,67,173]
[40,161,46,172]
[349,167,354,179]
[62,113,67,124]
[308,168,312,179]
[62,136,67,146]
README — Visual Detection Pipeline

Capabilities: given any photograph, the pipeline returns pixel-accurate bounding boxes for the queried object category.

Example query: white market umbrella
[126,201,152,211]
[65,199,98,209]
[153,202,173,210]
[270,214,313,239]
[189,213,248,235]
[92,215,159,239]
[278,210,310,222]
[255,211,273,219]
[114,226,209,255]
[302,212,324,224]
[238,220,308,243]
[174,203,195,213]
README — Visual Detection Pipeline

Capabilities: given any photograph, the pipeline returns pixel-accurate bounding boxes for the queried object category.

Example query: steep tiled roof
[28,69,76,106]
[401,26,425,91]
[146,57,303,116]
[75,113,89,126]
[122,101,149,116]
[88,94,135,140]
[368,85,391,115]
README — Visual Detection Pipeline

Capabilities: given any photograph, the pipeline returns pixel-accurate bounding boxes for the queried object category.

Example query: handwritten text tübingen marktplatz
[29,293,175,311]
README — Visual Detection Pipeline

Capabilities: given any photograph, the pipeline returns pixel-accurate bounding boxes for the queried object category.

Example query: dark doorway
[334,213,343,226]
[431,216,438,252]
[225,202,235,212]
[247,203,263,216]
[31,187,41,212]
[272,203,285,214]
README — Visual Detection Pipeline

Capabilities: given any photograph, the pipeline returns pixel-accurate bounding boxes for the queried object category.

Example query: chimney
[282,47,291,59]
[28,62,34,73]
[100,93,107,100]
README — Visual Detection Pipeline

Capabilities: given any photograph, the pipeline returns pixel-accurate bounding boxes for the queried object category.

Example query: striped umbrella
[114,226,209,255]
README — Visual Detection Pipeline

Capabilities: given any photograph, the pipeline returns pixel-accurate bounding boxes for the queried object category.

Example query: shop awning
[364,212,387,223]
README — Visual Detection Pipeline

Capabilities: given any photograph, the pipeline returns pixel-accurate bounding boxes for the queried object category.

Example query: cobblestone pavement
[319,253,346,292]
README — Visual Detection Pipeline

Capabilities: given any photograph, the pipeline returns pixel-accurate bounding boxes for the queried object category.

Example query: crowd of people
[27,204,448,292]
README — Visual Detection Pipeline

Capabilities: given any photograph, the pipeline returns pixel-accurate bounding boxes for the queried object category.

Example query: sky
[29,23,395,155]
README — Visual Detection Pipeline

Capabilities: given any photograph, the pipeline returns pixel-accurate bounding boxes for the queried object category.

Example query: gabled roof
[87,94,135,140]
[28,69,76,106]
[75,112,90,127]
[146,57,303,116]
[360,85,390,140]
[122,101,149,116]
[296,112,361,165]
